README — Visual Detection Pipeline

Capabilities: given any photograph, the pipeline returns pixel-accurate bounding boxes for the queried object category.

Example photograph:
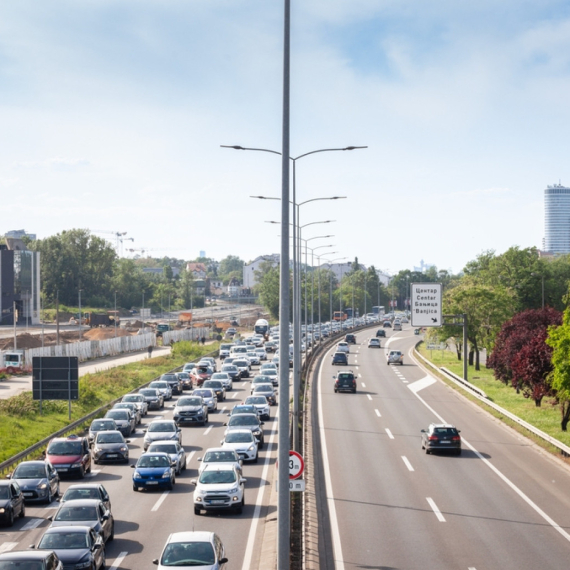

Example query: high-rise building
[544,183,570,255]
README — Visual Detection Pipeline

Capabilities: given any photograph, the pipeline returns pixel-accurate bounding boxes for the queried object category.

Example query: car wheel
[78,466,85,479]
[100,551,106,570]
[236,498,244,515]
[194,506,201,515]
[45,488,53,505]
[6,508,14,527]
[456,449,462,456]
[19,502,25,518]
[253,453,258,464]
[167,480,173,491]
[258,439,264,450]
[94,458,99,465]
[425,448,430,455]
[352,389,356,393]
[182,459,187,472]
[334,389,337,393]
[133,485,138,492]
[86,462,91,474]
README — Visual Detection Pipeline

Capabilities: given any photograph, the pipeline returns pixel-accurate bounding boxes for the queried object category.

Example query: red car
[190,365,212,387]
[45,434,92,478]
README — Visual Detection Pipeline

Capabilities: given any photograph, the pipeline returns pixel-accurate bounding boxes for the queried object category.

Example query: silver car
[147,441,187,475]
[121,394,149,416]
[211,372,232,392]
[138,388,164,410]
[193,388,218,412]
[143,420,182,451]
[149,381,172,401]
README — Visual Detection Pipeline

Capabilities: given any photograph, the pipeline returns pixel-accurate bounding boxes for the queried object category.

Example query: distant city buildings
[243,254,280,288]
[544,183,570,255]
[413,259,434,273]
[5,229,37,241]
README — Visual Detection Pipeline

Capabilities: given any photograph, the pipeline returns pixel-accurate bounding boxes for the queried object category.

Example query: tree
[111,258,149,310]
[255,261,282,319]
[219,255,244,279]
[176,269,195,310]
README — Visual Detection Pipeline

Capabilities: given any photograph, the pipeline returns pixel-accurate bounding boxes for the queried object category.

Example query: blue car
[131,452,175,492]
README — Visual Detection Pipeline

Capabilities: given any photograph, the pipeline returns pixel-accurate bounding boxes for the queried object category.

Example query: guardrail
[413,344,570,458]
[0,349,219,476]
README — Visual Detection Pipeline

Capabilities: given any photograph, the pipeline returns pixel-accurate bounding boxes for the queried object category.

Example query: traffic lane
[319,339,570,569]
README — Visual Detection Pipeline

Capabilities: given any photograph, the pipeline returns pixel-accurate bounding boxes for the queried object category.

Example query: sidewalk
[0,346,172,399]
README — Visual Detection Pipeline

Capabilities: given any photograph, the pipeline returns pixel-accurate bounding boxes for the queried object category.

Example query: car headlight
[76,560,92,569]
[228,486,239,494]
[248,445,255,451]
[0,508,5,513]
[38,483,47,490]
[161,471,171,479]
[253,430,261,436]
[120,447,128,452]
[134,471,142,478]
[94,447,101,453]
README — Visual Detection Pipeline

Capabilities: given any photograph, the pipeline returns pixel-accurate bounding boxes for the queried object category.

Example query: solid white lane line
[367,394,372,401]
[240,408,279,570]
[361,382,366,388]
[375,409,381,417]
[151,491,170,512]
[185,450,195,468]
[203,426,213,436]
[410,372,570,543]
[0,543,18,553]
[108,551,128,570]
[401,456,414,472]
[21,518,44,530]
[385,428,394,439]
[316,347,346,570]
[427,497,446,522]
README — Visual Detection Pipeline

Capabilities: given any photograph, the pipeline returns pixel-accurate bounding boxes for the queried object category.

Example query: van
[393,320,402,331]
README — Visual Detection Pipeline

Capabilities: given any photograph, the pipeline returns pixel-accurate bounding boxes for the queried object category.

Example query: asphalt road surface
[315,326,570,570]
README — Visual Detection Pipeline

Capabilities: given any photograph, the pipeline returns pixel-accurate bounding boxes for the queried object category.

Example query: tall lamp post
[316,252,339,339]
[78,289,83,341]
[114,291,118,338]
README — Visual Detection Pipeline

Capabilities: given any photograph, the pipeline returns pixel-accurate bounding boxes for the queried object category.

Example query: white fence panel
[162,328,209,345]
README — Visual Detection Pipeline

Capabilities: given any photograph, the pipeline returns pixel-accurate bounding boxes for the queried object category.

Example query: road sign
[290,480,306,492]
[32,357,79,401]
[289,450,304,480]
[411,283,442,327]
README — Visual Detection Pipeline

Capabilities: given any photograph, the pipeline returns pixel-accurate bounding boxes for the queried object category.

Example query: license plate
[57,468,68,472]
[23,492,33,497]
[440,441,450,444]
[212,500,225,504]
[107,454,118,458]
[146,481,158,485]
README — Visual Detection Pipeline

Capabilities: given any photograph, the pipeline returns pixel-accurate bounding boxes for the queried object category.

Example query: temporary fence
[162,327,210,345]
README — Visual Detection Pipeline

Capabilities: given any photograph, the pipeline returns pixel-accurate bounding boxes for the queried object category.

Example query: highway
[314,325,570,569]
[0,353,279,569]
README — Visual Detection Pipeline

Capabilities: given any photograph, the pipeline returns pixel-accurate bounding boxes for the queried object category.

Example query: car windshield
[246,397,266,405]
[137,455,170,468]
[204,381,222,388]
[212,374,229,380]
[96,433,124,444]
[233,360,247,367]
[161,541,215,566]
[55,506,98,522]
[139,390,157,397]
[91,420,114,430]
[0,563,45,570]
[232,407,255,415]
[123,395,141,402]
[229,416,258,426]
[194,390,212,398]
[47,441,82,456]
[222,366,237,372]
[150,382,168,389]
[39,531,89,550]
[195,367,208,374]
[204,451,237,463]
[254,385,272,393]
[148,422,175,432]
[253,376,271,383]
[199,470,236,484]
[106,411,128,420]
[161,375,177,381]
[149,444,177,454]
[62,488,101,502]
[225,432,253,443]
[13,464,45,479]
[178,398,202,406]
[0,487,10,499]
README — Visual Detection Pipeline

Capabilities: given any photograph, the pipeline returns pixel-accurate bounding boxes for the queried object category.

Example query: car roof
[57,499,102,507]
[167,531,215,543]
[42,524,93,534]
[66,483,103,491]
[202,463,236,473]
[0,550,55,561]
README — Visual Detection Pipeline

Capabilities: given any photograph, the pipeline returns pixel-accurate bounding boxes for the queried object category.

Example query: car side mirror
[153,559,159,565]
[190,480,196,485]
[93,543,102,550]
[223,422,228,426]
[29,545,36,549]
[47,516,53,521]
[102,514,109,521]
[219,558,229,564]
[241,478,247,484]
[260,422,265,426]
[130,465,135,469]
[126,440,131,444]
[420,429,426,433]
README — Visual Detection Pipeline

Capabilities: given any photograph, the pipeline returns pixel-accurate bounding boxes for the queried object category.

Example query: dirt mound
[0,333,44,350]
[84,328,131,341]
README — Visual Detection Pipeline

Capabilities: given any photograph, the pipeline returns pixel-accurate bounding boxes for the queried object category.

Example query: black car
[161,373,182,395]
[60,484,111,512]
[0,550,63,570]
[345,334,356,344]
[221,364,240,381]
[334,372,357,393]
[376,329,386,338]
[49,499,114,544]
[331,352,348,366]
[33,525,105,570]
[0,480,26,526]
[175,372,193,390]
[421,424,462,455]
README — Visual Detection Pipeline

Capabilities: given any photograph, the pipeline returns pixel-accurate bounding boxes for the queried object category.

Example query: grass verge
[0,341,219,464]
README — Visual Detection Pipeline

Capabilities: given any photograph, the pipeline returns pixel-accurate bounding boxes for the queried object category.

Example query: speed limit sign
[289,450,304,480]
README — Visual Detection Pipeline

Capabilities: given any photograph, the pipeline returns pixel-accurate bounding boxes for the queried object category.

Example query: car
[0,550,63,570]
[220,364,240,382]
[197,448,242,475]
[232,359,251,379]
[421,424,462,455]
[32,525,105,570]
[160,373,182,396]
[383,320,392,328]
[345,333,356,344]
[60,484,111,511]
[368,338,381,348]
[376,329,386,338]
[331,352,348,366]
[45,435,92,478]
[112,402,141,425]
[387,350,404,365]
[182,362,197,374]
[334,371,357,393]
[264,340,277,353]
[0,480,25,526]
[92,430,130,464]
[152,531,228,569]
[221,429,259,463]
[121,393,149,416]
[260,362,277,372]
[251,383,277,406]
[255,347,267,360]
[199,357,217,372]
[9,460,60,504]
[393,320,402,331]
[139,388,164,410]
[191,465,246,515]
[219,343,233,359]
[143,420,182,451]
[149,380,173,401]
[190,365,213,387]
[401,317,409,323]
[251,374,274,387]
[175,371,194,391]
[88,418,118,447]
[104,409,135,437]
[246,351,260,365]
[244,396,271,420]
[202,380,226,402]
[173,395,209,426]
[132,452,175,492]
[229,404,258,417]
[224,413,265,448]
[48,499,114,543]
[193,388,217,412]
[211,372,232,391]
[336,342,350,354]
[262,368,279,386]
[147,441,187,475]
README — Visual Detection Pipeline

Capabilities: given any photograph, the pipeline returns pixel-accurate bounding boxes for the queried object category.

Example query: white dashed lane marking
[151,491,170,512]
[427,497,446,522]
[108,552,129,570]
[385,428,394,439]
[21,518,43,530]
[401,456,414,472]
[375,409,381,417]
[367,394,372,401]
[203,426,213,436]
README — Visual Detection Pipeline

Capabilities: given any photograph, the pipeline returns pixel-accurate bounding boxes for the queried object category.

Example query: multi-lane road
[0,353,279,569]
[314,326,570,569]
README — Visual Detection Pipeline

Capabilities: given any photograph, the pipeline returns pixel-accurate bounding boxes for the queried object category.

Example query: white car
[255,347,267,360]
[197,447,242,475]
[154,531,227,570]
[191,464,246,515]
[221,429,259,463]
[211,372,232,391]
[336,342,350,354]
[244,395,271,420]
[367,338,381,348]
[260,362,277,372]
[143,420,182,451]
[246,351,260,365]
[251,383,277,406]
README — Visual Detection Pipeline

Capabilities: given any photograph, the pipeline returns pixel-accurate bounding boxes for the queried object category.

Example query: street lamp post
[78,289,82,341]
[114,291,117,338]
[316,252,339,340]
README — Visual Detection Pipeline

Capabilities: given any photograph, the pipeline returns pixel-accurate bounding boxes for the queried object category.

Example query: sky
[1,0,569,276]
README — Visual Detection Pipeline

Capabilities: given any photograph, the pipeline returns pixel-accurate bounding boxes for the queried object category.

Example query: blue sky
[1,1,569,275]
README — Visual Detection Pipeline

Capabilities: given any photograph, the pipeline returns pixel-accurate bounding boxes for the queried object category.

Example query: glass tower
[544,184,570,254]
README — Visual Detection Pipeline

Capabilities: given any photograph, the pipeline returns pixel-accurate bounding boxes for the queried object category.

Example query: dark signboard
[32,357,79,401]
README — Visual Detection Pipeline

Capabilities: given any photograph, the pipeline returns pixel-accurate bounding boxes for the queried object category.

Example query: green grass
[417,343,570,450]
[0,341,219,465]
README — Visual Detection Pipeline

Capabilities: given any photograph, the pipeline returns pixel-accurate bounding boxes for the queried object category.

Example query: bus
[254,319,269,337]
[372,306,385,316]
[333,311,347,321]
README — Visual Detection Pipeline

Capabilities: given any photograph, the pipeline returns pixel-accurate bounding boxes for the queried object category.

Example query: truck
[156,324,171,337]
[86,312,119,327]
[178,312,193,325]
[254,319,269,338]
[1,350,25,373]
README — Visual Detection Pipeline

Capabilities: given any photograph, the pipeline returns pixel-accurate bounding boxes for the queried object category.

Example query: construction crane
[91,230,130,254]
[127,247,181,258]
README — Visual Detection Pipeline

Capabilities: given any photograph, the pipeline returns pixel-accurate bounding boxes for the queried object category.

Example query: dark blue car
[131,452,175,492]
